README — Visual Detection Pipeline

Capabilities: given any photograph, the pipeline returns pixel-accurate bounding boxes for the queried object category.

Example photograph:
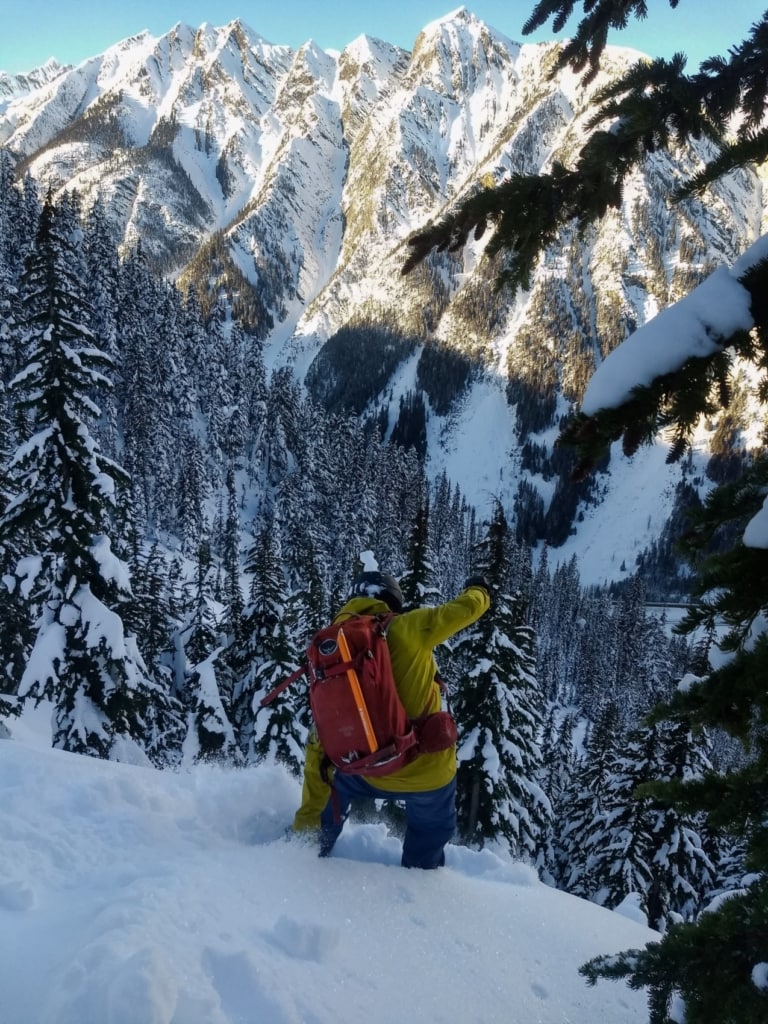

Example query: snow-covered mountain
[2,8,763,580]
[0,58,69,103]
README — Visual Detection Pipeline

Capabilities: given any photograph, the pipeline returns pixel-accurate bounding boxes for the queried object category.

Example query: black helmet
[348,571,403,612]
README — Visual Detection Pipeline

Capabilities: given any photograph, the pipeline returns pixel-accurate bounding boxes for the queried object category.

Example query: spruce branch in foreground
[402,13,768,291]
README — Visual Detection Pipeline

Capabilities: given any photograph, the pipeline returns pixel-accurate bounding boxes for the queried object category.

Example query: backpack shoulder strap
[258,663,307,708]
[374,611,397,636]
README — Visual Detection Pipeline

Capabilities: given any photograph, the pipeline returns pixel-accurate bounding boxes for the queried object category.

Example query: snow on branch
[581,266,754,416]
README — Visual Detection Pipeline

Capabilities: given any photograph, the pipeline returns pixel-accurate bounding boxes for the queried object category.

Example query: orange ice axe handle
[336,627,378,754]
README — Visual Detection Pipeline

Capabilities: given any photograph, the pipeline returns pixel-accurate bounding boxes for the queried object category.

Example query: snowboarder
[292,570,490,868]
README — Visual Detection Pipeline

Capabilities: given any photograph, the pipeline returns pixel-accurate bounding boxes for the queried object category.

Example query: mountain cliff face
[1,8,763,582]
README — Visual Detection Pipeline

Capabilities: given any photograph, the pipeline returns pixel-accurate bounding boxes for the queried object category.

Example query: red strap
[258,664,306,707]
[333,729,418,775]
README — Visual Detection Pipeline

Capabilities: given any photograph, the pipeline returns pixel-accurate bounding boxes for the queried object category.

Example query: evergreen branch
[677,657,768,748]
[557,342,744,481]
[403,17,768,282]
[587,55,724,147]
[403,114,649,289]
[558,258,768,481]
[582,880,768,1024]
[523,0,677,82]
[403,169,581,291]
[698,11,768,127]
[674,128,768,199]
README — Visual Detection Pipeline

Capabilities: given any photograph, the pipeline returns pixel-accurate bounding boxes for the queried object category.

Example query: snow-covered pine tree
[0,153,28,389]
[613,575,653,719]
[176,429,209,557]
[643,713,718,931]
[242,328,268,469]
[115,245,159,521]
[0,154,39,327]
[82,200,120,456]
[125,542,176,676]
[531,554,584,704]
[571,585,619,719]
[183,647,242,764]
[201,300,239,473]
[452,502,550,860]
[536,707,579,885]
[220,464,244,647]
[557,700,623,897]
[587,726,661,918]
[578,696,718,932]
[0,381,30,718]
[248,592,306,773]
[180,540,221,669]
[0,169,31,714]
[400,497,441,608]
[176,536,242,763]
[231,518,287,757]
[428,472,472,600]
[273,402,326,591]
[120,541,185,764]
[3,194,171,762]
[116,244,186,534]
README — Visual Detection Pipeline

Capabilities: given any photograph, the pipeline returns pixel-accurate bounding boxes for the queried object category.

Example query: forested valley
[0,153,745,933]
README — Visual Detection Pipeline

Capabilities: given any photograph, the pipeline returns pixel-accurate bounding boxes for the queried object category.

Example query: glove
[464,574,490,594]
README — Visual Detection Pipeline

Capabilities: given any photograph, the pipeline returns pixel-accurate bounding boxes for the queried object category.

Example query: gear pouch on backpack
[416,711,458,754]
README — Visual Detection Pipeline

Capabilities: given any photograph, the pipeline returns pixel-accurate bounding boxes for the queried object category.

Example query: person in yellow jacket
[292,570,490,869]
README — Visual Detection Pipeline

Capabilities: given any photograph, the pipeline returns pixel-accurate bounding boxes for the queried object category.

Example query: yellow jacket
[292,585,490,830]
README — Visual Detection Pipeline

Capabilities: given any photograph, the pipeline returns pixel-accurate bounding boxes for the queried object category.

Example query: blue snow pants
[319,774,457,869]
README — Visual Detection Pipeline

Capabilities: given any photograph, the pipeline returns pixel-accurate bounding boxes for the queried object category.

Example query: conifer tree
[452,502,550,860]
[0,152,28,388]
[177,430,208,556]
[536,707,578,885]
[124,542,177,678]
[0,382,30,717]
[243,328,269,468]
[643,713,718,931]
[180,540,220,669]
[581,705,725,930]
[400,497,440,608]
[248,591,305,773]
[0,164,37,715]
[558,700,624,897]
[2,195,168,761]
[83,201,120,455]
[183,648,242,764]
[586,726,663,920]
[221,464,244,646]
[231,519,287,756]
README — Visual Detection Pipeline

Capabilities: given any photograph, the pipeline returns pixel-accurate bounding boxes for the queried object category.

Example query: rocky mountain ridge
[1,8,763,582]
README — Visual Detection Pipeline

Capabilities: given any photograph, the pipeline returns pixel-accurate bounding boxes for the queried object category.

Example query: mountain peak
[421,6,477,37]
[414,5,519,55]
[0,58,68,101]
[222,18,270,47]
[343,33,407,66]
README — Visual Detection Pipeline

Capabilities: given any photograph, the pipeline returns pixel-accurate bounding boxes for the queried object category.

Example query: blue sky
[2,1,764,76]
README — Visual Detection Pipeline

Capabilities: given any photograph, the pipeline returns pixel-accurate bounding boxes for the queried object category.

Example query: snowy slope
[0,716,657,1024]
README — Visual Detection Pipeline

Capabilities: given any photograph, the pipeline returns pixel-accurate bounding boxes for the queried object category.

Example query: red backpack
[259,612,456,777]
